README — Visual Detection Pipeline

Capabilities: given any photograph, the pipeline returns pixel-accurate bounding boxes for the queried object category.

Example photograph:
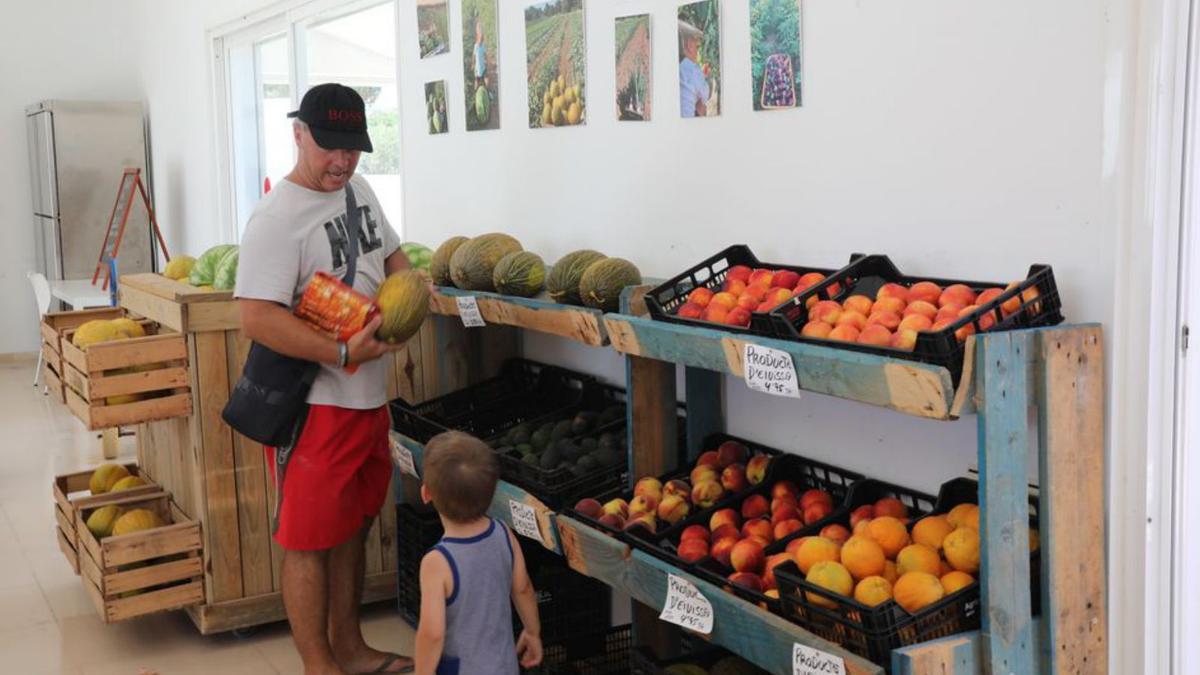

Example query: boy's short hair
[423,431,499,523]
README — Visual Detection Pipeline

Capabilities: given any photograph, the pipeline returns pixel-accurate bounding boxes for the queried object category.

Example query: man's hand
[515,630,543,668]
[346,315,404,365]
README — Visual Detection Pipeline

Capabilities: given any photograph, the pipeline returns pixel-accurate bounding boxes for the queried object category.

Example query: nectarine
[717,440,748,467]
[843,295,874,316]
[602,499,629,519]
[857,324,892,347]
[774,519,804,541]
[629,494,658,518]
[624,513,657,534]
[810,300,843,325]
[746,455,770,485]
[736,294,759,311]
[710,508,741,532]
[800,488,832,510]
[876,283,910,304]
[771,504,802,525]
[663,479,691,502]
[573,498,603,519]
[748,269,775,287]
[696,450,721,468]
[690,464,719,486]
[726,265,752,284]
[866,310,902,331]
[703,304,729,324]
[763,552,793,589]
[741,518,773,543]
[657,494,690,525]
[803,501,833,525]
[874,497,909,519]
[710,292,738,310]
[741,494,770,520]
[903,300,938,321]
[677,538,709,563]
[836,310,868,331]
[724,279,748,296]
[820,523,852,545]
[849,505,875,528]
[711,524,740,543]
[772,270,800,289]
[907,281,942,306]
[711,537,737,567]
[726,308,751,328]
[721,463,749,492]
[828,325,860,342]
[680,524,710,543]
[939,284,976,308]
[795,272,826,292]
[688,287,715,307]
[728,571,764,593]
[691,479,724,508]
[598,513,625,530]
[731,538,767,573]
[634,478,663,502]
[677,303,704,319]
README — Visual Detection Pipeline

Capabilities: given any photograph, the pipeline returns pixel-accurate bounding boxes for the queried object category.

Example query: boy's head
[421,431,498,523]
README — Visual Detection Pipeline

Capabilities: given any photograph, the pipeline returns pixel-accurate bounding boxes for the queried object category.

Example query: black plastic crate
[768,254,1064,383]
[630,644,768,674]
[532,625,632,675]
[396,503,445,627]
[390,358,593,444]
[644,244,846,335]
[521,538,612,651]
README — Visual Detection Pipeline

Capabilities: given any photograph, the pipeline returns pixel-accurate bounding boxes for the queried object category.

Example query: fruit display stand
[117,272,520,633]
[600,287,1106,674]
[428,283,611,346]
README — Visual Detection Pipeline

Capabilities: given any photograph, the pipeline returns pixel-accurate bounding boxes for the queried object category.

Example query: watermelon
[189,244,236,286]
[212,247,239,291]
[401,243,433,272]
[475,85,491,124]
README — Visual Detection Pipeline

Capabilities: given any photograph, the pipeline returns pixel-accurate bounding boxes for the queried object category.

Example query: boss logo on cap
[328,110,365,124]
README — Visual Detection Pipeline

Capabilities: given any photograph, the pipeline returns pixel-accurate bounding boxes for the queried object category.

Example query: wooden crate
[53,464,163,575]
[76,493,204,623]
[41,307,129,405]
[59,318,191,430]
[43,361,65,404]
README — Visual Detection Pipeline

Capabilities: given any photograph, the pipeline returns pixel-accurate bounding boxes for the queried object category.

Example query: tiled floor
[0,359,415,674]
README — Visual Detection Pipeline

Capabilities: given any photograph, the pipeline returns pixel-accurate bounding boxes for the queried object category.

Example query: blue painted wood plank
[431,285,609,345]
[892,619,1043,674]
[974,331,1035,675]
[684,366,723,463]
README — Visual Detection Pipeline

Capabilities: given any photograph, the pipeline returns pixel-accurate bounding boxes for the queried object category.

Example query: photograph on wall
[750,0,802,110]
[417,0,450,58]
[678,0,722,118]
[425,81,449,134]
[462,0,500,131]
[525,0,587,128]
[615,14,651,121]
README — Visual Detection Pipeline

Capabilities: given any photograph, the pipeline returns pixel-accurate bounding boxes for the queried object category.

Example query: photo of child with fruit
[750,0,802,110]
[414,431,543,675]
[678,0,721,118]
[462,0,500,131]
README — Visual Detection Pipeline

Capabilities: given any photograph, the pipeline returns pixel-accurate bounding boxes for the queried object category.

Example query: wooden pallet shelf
[430,285,609,346]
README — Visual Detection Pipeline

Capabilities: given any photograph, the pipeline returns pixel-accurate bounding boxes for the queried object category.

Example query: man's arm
[385,248,412,276]
[240,299,400,366]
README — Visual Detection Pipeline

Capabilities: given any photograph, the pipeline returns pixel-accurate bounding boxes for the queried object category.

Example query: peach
[691,464,719,486]
[939,284,976,308]
[755,300,777,314]
[898,313,933,332]
[741,518,774,543]
[908,281,942,306]
[772,270,801,289]
[959,304,995,331]
[828,325,860,342]
[721,464,749,492]
[954,319,976,343]
[711,526,740,546]
[765,287,793,309]
[849,505,875,528]
[696,450,721,468]
[773,481,800,500]
[873,296,906,315]
[763,552,793,589]
[741,494,770,520]
[724,279,748,296]
[800,488,833,510]
[623,513,657,534]
[843,295,874,316]
[800,320,833,339]
[749,269,775,287]
[795,272,826,292]
[602,499,630,519]
[820,523,852,544]
[810,300,843,325]
[736,294,759,311]
[731,538,767,573]
[726,308,751,327]
[573,498,603,519]
[717,440,748,467]
[663,479,691,502]
[711,536,738,567]
[975,288,1004,308]
[726,265,753,284]
[597,513,625,530]
[786,536,812,555]
[710,292,738,310]
[903,300,938,321]
[677,538,709,563]
[835,310,868,331]
[774,519,805,540]
[748,536,772,549]
[803,501,833,525]
[876,283,910,304]
[677,303,704,319]
[691,479,724,508]
[771,504,802,525]
[1001,281,1037,316]
[890,328,918,352]
[930,318,955,333]
[688,287,715,307]
[728,571,764,593]
[746,455,770,485]
[658,494,691,525]
[634,478,663,502]
[857,324,893,347]
[771,495,798,513]
[866,310,902,331]
[629,494,658,518]
[680,524,711,543]
[742,283,769,303]
[936,303,965,321]
[703,304,729,324]
[874,497,909,519]
[710,508,741,532]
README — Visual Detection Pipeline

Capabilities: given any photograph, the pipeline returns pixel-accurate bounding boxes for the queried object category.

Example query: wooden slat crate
[41,307,129,405]
[59,318,192,430]
[77,493,204,623]
[43,361,65,404]
[53,463,163,575]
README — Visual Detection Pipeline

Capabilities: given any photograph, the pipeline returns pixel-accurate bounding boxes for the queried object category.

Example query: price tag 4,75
[456,295,487,327]
[388,432,419,478]
[793,643,846,675]
[659,574,714,635]
[743,343,801,398]
[508,500,544,544]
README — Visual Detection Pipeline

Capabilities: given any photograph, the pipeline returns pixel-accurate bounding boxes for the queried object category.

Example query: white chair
[28,271,52,389]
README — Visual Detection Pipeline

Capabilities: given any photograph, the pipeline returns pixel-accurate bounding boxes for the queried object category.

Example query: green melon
[492,251,545,297]
[401,242,433,272]
[579,258,642,312]
[448,233,523,291]
[547,250,606,305]
[376,270,431,344]
[188,244,236,286]
[430,236,469,286]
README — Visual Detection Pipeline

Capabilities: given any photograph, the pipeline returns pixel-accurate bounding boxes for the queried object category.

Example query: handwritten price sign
[792,643,846,675]
[508,500,544,544]
[743,343,801,398]
[388,433,419,478]
[456,296,486,327]
[658,574,714,634]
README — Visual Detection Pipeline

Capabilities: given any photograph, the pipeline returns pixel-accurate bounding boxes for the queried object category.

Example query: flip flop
[362,653,414,674]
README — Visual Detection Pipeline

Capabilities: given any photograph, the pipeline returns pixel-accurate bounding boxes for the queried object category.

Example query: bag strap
[343,184,362,285]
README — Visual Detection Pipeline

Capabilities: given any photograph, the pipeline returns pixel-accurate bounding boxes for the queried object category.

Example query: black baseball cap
[288,83,373,152]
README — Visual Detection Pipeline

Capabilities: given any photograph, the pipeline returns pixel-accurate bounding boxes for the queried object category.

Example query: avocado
[571,411,598,436]
[516,443,533,456]
[576,455,597,472]
[550,420,572,443]
[531,429,551,451]
[580,438,598,452]
[559,440,581,461]
[599,404,625,426]
[570,463,590,478]
[594,447,620,466]
[496,445,514,456]
[512,427,532,445]
[522,453,540,467]
[598,433,616,450]
[540,447,561,470]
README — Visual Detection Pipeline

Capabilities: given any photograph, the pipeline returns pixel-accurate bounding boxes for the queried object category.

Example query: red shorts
[268,404,392,551]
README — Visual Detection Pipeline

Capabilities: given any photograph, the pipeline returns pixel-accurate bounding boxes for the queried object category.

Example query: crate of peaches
[769,255,1063,382]
[770,478,1038,666]
[567,435,784,547]
[644,245,846,334]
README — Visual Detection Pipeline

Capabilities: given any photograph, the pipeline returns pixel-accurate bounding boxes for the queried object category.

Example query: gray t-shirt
[234,175,400,410]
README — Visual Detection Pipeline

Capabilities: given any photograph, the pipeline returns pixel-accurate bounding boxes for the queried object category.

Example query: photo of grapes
[425,81,448,135]
[750,0,803,111]
[525,0,587,129]
[615,14,651,121]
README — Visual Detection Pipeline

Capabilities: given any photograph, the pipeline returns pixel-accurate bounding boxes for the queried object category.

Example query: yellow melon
[111,509,165,537]
[89,463,130,494]
[109,318,145,339]
[72,320,119,348]
[110,475,147,492]
[85,505,123,538]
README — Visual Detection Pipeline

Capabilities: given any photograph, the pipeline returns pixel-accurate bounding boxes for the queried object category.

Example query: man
[679,21,709,118]
[235,83,413,675]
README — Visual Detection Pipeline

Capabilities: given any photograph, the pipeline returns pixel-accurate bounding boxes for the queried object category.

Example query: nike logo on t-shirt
[322,205,383,269]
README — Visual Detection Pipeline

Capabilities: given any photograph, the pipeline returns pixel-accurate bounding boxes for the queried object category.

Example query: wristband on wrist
[337,341,350,368]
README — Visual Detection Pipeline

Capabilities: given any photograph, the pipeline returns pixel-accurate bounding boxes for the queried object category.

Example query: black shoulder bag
[222,185,363,447]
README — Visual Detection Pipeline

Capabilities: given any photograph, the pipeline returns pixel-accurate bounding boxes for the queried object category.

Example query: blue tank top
[432,519,519,675]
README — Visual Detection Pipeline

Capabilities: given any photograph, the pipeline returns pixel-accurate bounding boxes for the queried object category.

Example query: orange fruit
[853,576,893,607]
[806,561,854,608]
[947,503,980,530]
[939,559,954,577]
[895,544,942,577]
[865,517,910,559]
[853,518,872,536]
[882,560,899,584]
[912,515,954,550]
[794,536,841,575]
[893,571,945,613]
[1029,528,1040,552]
[940,570,975,595]
[943,527,981,573]
[840,535,886,580]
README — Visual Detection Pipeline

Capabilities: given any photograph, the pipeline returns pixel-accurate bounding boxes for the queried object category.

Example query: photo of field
[678,0,721,118]
[417,0,450,59]
[615,14,651,121]
[525,0,586,128]
[750,0,802,110]
[462,0,500,131]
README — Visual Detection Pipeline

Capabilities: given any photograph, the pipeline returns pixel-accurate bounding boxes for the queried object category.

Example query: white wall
[0,3,144,354]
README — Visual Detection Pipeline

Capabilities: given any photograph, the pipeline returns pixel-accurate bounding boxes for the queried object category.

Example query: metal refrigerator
[26,100,155,281]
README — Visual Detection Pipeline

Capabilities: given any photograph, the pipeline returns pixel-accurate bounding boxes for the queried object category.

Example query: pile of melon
[82,464,161,539]
[71,318,157,405]
[162,244,240,291]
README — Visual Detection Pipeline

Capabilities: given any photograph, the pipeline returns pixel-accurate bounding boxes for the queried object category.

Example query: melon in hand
[376,271,431,344]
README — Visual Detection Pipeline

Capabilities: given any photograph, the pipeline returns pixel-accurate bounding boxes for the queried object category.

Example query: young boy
[415,431,542,675]
[473,20,488,88]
